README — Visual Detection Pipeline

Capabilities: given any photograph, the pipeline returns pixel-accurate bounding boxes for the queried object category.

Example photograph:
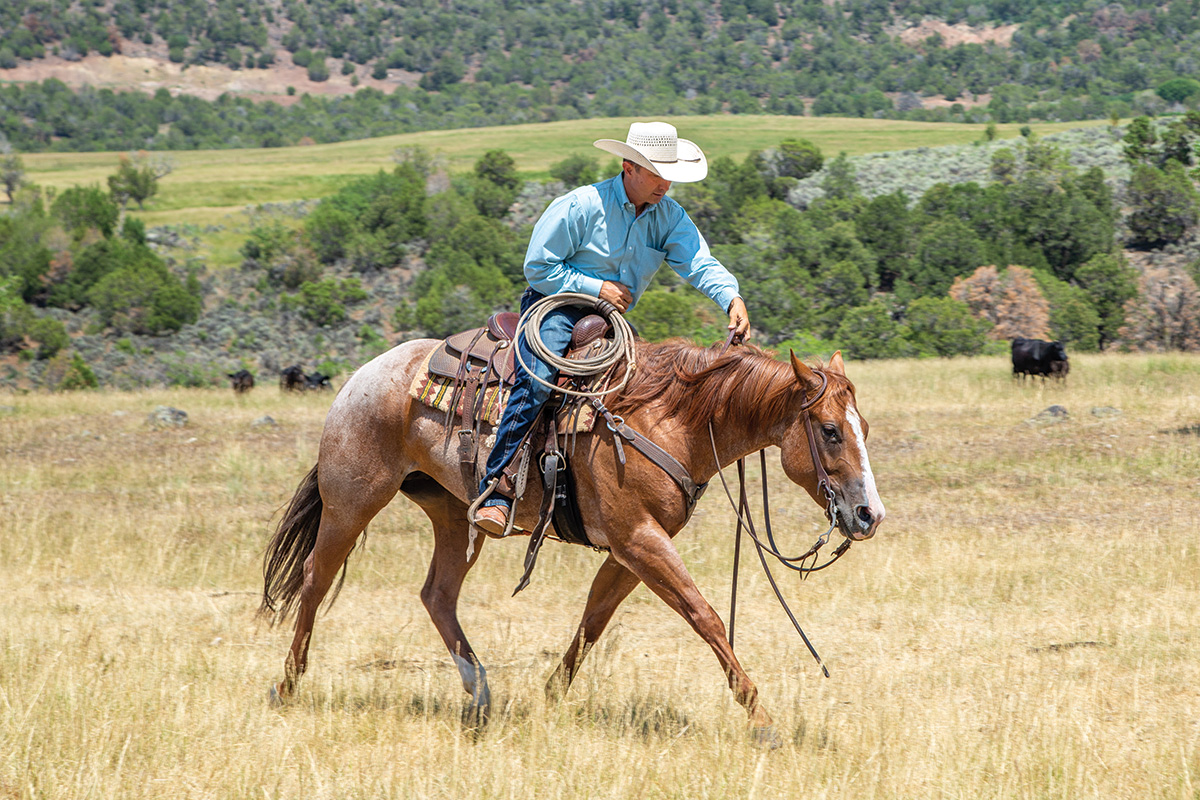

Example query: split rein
[708,345,851,678]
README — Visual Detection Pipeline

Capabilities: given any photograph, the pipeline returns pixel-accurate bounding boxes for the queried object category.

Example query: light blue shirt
[523,173,741,313]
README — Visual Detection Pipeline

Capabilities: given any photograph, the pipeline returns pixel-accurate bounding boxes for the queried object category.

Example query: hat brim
[593,137,708,183]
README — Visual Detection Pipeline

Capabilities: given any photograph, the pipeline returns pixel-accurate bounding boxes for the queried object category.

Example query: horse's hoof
[462,701,490,731]
[750,725,784,750]
[268,685,286,708]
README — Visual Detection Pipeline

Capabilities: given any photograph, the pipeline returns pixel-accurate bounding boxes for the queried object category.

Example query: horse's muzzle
[838,501,882,541]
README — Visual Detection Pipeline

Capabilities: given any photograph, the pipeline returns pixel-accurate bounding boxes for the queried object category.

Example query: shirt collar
[609,172,659,218]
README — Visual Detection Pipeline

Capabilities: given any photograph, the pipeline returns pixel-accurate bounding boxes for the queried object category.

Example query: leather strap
[513,415,560,595]
[590,398,708,515]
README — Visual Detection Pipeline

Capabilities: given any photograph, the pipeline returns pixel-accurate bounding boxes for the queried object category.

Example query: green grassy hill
[22,115,1109,270]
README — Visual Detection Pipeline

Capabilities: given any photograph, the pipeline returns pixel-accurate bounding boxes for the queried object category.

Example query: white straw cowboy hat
[594,121,708,182]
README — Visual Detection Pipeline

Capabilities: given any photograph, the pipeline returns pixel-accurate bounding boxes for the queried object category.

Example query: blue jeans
[479,289,586,509]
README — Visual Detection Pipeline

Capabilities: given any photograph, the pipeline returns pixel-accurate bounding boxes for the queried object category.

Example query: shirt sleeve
[523,194,606,299]
[662,206,741,312]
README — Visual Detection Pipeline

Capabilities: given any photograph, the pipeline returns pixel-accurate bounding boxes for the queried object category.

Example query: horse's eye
[822,424,839,441]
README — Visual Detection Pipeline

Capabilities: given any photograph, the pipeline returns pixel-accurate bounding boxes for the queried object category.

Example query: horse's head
[779,351,885,541]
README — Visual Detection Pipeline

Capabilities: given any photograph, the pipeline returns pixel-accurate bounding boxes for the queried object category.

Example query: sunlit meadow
[1,351,1198,798]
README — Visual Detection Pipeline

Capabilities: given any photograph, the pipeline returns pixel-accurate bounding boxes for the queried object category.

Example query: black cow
[228,369,254,394]
[305,372,332,391]
[1012,337,1069,382]
[280,365,306,392]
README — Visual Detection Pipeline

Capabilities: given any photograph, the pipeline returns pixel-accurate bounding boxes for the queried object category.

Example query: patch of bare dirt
[0,50,420,104]
[893,20,1019,49]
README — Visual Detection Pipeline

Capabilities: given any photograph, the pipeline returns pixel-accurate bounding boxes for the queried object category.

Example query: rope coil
[514,292,638,398]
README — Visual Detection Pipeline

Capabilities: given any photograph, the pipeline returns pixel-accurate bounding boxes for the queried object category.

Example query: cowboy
[472,121,751,535]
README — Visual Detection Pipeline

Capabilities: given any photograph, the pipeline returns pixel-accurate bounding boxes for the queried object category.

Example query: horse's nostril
[855,505,873,525]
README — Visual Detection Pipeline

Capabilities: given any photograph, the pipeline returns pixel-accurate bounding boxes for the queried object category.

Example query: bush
[50,185,119,239]
[776,139,824,180]
[834,300,913,359]
[86,248,202,334]
[549,154,599,187]
[240,220,296,265]
[29,316,69,359]
[0,277,34,352]
[904,297,991,357]
[1156,77,1200,105]
[307,59,330,83]
[44,351,98,391]
[1031,269,1102,351]
[627,289,708,342]
[286,278,368,326]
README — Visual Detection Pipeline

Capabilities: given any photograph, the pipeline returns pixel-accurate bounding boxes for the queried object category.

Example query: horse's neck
[698,416,784,478]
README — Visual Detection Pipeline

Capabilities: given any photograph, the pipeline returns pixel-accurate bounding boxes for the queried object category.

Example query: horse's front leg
[608,522,781,747]
[546,554,642,700]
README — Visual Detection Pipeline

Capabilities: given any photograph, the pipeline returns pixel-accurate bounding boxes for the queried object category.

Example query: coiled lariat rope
[467,293,639,554]
[514,292,638,398]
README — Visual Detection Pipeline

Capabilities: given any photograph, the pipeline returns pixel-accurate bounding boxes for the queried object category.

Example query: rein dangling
[708,363,852,678]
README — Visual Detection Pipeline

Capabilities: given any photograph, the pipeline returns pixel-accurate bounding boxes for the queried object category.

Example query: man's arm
[524,194,607,299]
[661,204,750,335]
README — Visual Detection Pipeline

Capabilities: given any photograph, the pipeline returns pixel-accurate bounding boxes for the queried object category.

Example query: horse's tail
[259,462,346,624]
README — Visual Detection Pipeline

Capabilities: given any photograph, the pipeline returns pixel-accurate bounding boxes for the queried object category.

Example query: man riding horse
[473,121,752,535]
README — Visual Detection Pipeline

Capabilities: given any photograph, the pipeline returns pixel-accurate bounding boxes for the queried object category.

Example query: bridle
[707,346,852,677]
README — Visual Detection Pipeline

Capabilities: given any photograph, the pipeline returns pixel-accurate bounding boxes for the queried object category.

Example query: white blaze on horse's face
[843,402,886,540]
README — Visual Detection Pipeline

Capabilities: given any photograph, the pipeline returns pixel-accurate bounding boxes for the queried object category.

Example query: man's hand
[599,281,633,313]
[727,297,750,344]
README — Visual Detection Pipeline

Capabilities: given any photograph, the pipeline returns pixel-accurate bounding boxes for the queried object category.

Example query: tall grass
[1,351,1197,798]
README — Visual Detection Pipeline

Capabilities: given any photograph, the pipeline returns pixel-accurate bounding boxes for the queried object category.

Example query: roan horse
[260,336,885,743]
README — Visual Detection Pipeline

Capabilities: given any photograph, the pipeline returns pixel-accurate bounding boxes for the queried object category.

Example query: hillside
[5,113,1200,394]
[3,0,1200,152]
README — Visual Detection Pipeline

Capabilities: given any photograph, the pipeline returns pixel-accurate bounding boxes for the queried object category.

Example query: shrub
[50,185,119,239]
[904,297,992,357]
[1126,162,1199,248]
[1156,77,1200,105]
[1031,269,1102,351]
[86,248,201,334]
[549,154,599,187]
[949,265,1051,340]
[776,139,824,180]
[44,351,98,391]
[627,289,707,342]
[29,316,69,359]
[834,300,913,359]
[0,277,34,352]
[240,220,296,265]
[286,278,367,326]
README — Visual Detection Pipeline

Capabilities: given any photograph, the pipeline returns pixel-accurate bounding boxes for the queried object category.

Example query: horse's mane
[609,338,822,431]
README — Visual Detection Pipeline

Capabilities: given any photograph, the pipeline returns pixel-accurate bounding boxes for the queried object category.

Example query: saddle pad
[408,348,597,433]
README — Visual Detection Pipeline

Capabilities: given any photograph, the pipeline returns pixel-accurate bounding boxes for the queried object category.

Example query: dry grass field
[2,351,1198,799]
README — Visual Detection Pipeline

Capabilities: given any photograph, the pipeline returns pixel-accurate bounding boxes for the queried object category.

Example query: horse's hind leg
[546,554,641,700]
[405,478,492,723]
[275,501,378,700]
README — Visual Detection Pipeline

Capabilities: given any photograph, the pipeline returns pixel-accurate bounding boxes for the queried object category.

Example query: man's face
[623,162,672,209]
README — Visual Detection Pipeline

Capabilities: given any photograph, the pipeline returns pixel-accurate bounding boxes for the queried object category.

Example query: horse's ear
[790,350,821,389]
[828,350,846,375]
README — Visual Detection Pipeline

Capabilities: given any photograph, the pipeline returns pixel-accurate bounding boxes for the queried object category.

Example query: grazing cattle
[1012,337,1069,382]
[304,372,332,391]
[228,369,254,394]
[280,365,306,392]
